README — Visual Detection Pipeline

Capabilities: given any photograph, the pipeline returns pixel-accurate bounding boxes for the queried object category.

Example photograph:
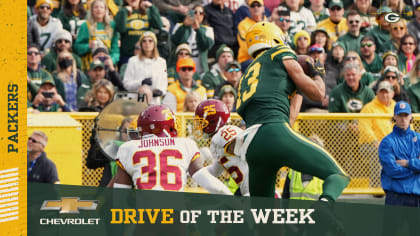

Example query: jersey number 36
[133,149,183,191]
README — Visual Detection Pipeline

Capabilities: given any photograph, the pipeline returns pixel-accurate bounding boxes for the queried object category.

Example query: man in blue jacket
[378,101,420,207]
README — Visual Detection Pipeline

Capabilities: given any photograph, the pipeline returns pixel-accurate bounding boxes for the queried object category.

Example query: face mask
[58,58,73,69]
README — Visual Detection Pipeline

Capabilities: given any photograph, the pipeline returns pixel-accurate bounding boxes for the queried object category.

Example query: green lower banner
[28,183,419,236]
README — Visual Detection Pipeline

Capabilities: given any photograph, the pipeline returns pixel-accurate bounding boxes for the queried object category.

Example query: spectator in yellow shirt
[316,0,348,42]
[237,0,267,72]
[359,80,396,187]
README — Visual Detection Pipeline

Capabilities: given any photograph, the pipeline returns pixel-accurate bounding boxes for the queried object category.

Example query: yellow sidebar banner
[0,0,27,235]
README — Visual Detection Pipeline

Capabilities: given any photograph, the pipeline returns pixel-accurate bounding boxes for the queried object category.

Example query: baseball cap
[308,44,325,54]
[376,6,392,16]
[175,43,192,55]
[216,44,234,61]
[218,84,237,99]
[41,77,55,87]
[35,0,53,9]
[248,0,264,5]
[394,101,411,115]
[90,60,105,70]
[176,58,196,72]
[224,61,241,71]
[377,80,393,92]
[329,0,343,8]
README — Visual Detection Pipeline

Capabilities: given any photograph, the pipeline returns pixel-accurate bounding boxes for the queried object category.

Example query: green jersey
[237,45,297,126]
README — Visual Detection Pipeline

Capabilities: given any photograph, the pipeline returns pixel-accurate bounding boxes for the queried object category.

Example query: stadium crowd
[26,0,420,115]
[27,0,420,194]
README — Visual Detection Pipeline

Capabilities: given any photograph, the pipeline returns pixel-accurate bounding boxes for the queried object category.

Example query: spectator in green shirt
[337,10,363,54]
[329,63,375,113]
[360,35,383,74]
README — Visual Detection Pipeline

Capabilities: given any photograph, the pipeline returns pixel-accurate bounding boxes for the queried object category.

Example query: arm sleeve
[195,26,214,51]
[47,162,60,184]
[73,23,90,56]
[407,88,420,113]
[123,59,143,91]
[379,138,415,179]
[205,161,225,177]
[110,21,120,64]
[153,59,168,95]
[192,167,233,195]
[114,8,128,34]
[108,70,126,91]
[328,90,341,112]
[171,24,190,45]
[148,5,163,30]
[408,158,420,171]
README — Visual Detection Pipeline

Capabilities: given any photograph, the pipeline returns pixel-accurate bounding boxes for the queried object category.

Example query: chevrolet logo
[40,197,98,214]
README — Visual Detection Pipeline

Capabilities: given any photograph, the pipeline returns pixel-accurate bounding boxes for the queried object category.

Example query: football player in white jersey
[110,104,232,195]
[194,99,249,196]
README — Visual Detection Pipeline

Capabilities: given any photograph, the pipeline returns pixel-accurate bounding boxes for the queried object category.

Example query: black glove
[142,78,152,86]
[307,58,326,79]
[152,89,163,97]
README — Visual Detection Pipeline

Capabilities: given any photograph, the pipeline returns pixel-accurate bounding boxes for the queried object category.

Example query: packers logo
[346,99,363,112]
[384,13,400,23]
[127,20,147,30]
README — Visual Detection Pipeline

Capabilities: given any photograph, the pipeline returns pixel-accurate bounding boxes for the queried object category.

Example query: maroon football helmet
[194,99,231,135]
[137,105,178,137]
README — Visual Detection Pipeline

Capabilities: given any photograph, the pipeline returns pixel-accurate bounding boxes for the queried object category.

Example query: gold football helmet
[246,21,284,58]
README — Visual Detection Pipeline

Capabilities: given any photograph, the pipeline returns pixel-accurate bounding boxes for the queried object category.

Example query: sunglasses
[56,39,70,44]
[180,67,194,72]
[142,39,154,43]
[310,48,324,53]
[178,52,191,56]
[39,5,51,10]
[194,10,204,15]
[345,56,357,61]
[27,51,40,56]
[330,7,342,11]
[403,42,415,46]
[361,43,373,48]
[392,26,405,31]
[28,137,42,144]
[228,68,240,73]
[349,20,360,24]
[278,18,291,23]
[250,2,262,8]
[385,75,397,80]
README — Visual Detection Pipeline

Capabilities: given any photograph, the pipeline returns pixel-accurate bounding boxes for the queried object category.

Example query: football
[297,55,314,77]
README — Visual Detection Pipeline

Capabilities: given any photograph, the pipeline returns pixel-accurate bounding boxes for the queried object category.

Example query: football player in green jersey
[235,22,350,203]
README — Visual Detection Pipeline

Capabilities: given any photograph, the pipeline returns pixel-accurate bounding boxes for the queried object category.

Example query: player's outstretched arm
[108,165,133,188]
[284,58,325,102]
[189,158,233,195]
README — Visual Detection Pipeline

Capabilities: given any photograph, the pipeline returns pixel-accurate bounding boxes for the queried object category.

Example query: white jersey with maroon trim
[116,135,200,191]
[210,125,249,195]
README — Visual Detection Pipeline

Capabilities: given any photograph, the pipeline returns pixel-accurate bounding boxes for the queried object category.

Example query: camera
[42,92,54,98]
[188,9,194,18]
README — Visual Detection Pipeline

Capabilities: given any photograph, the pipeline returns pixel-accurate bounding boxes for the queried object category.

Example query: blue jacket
[379,126,420,195]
